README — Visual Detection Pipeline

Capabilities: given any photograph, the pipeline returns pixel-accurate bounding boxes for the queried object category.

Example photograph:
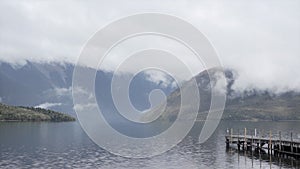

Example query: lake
[0,121,299,169]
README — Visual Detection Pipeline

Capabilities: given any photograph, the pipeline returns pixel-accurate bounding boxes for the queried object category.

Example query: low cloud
[73,103,98,112]
[35,102,62,109]
[144,70,177,89]
[212,72,228,95]
[53,87,72,97]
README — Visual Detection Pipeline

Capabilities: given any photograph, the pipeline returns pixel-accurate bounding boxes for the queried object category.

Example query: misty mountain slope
[0,61,176,116]
[0,62,51,105]
[1,61,299,120]
[224,91,300,121]
[0,61,76,116]
[141,68,227,122]
[143,68,300,122]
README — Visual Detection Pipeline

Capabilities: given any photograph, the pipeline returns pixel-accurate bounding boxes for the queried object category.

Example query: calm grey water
[0,121,299,169]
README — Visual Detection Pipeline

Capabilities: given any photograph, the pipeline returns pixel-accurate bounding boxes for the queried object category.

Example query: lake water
[0,121,299,169]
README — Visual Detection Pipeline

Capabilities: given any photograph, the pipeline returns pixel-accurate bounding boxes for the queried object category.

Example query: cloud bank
[0,0,300,92]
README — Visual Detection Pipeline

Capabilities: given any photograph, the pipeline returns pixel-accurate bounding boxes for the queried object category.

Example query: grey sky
[0,0,300,92]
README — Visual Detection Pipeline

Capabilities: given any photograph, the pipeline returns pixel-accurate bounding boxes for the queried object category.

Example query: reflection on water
[0,121,299,168]
[226,146,300,168]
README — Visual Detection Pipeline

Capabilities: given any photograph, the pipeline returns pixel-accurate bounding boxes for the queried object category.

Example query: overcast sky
[0,0,300,93]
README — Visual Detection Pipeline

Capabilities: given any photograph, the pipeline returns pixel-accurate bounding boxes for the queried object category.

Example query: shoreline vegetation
[0,103,75,122]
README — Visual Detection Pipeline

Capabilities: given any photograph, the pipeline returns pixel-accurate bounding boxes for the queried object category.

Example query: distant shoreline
[0,103,76,122]
[0,120,76,122]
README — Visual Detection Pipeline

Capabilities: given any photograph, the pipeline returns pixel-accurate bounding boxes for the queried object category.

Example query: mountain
[144,68,300,122]
[224,90,300,121]
[0,103,75,122]
[1,61,299,121]
[193,68,300,121]
[0,61,176,116]
[0,61,74,114]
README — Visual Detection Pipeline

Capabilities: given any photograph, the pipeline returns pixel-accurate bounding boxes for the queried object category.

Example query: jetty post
[238,129,240,151]
[279,131,282,157]
[291,132,293,154]
[268,130,272,155]
[244,128,247,151]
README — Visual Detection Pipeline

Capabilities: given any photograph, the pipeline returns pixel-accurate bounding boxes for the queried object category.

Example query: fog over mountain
[142,68,300,122]
[0,61,299,121]
[0,61,178,115]
[1,0,300,93]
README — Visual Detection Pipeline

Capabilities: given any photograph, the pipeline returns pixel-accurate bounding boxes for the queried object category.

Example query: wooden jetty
[225,128,300,159]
